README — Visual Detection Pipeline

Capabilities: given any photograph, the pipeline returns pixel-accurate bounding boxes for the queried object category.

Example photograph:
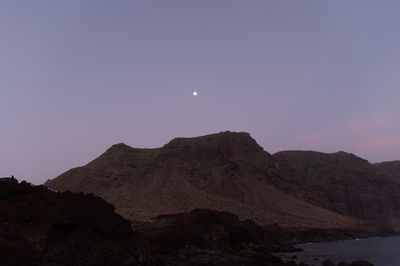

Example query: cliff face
[0,181,137,265]
[375,160,400,182]
[45,132,362,230]
[273,151,400,230]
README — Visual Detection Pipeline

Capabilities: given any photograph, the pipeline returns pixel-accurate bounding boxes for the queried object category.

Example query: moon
[193,91,198,96]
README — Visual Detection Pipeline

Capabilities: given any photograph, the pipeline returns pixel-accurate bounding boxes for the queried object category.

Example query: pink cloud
[292,115,389,146]
[294,131,336,143]
[338,116,396,132]
[344,119,385,131]
[364,136,400,149]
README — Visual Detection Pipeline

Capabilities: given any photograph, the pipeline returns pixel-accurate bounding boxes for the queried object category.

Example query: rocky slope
[45,132,365,230]
[273,151,400,231]
[0,180,137,265]
[374,160,400,182]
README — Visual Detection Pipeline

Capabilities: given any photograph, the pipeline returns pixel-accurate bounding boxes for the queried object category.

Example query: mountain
[374,160,400,181]
[273,151,400,230]
[45,132,364,230]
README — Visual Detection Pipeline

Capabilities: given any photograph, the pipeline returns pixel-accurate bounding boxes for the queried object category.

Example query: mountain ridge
[374,160,400,182]
[45,131,394,231]
[273,150,400,230]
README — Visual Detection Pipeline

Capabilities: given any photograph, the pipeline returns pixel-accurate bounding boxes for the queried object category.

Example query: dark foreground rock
[322,259,335,266]
[134,209,376,265]
[134,209,301,265]
[351,260,374,266]
[0,181,303,265]
[0,181,137,266]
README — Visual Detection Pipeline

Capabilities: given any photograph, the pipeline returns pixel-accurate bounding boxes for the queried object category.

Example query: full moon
[193,91,198,96]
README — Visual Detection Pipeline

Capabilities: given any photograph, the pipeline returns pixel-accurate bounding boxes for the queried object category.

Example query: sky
[1,1,400,184]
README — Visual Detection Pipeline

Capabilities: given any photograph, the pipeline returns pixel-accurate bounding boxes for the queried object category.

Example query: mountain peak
[108,143,132,150]
[161,131,267,160]
[165,131,261,149]
[166,131,252,143]
[101,143,137,155]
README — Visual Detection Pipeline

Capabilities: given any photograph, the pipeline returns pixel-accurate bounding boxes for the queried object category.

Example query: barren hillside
[45,132,363,229]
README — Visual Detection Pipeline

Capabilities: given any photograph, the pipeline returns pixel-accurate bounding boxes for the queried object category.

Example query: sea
[275,235,400,266]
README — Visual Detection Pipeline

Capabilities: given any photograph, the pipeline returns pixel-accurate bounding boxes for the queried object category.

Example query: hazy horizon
[1,1,400,184]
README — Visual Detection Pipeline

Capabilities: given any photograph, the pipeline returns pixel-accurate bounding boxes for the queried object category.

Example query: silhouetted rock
[0,181,137,265]
[322,259,335,266]
[351,260,374,266]
[134,208,300,265]
[339,262,351,266]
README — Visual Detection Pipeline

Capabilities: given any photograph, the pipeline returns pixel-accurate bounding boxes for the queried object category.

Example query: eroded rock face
[375,160,400,182]
[0,181,137,265]
[273,150,400,231]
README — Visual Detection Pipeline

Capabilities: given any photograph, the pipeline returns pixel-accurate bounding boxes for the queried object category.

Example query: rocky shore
[133,209,378,265]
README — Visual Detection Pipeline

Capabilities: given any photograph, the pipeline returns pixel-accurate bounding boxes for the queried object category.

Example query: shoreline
[275,235,400,266]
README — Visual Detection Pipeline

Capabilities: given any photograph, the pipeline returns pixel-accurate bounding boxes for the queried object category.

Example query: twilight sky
[1,1,400,184]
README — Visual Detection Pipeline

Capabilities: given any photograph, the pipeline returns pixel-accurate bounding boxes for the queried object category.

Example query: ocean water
[276,235,400,266]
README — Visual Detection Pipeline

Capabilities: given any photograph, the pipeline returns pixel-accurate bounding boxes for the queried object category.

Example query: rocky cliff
[273,151,400,231]
[375,160,400,182]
